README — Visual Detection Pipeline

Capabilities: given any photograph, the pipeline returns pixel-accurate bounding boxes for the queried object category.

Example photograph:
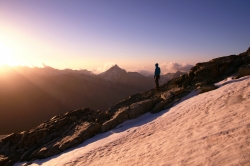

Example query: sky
[14,75,250,165]
[0,0,250,74]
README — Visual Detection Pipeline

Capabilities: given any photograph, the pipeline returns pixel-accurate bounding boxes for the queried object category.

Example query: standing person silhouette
[154,63,161,89]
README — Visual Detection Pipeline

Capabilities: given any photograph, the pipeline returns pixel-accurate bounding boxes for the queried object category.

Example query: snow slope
[15,76,250,166]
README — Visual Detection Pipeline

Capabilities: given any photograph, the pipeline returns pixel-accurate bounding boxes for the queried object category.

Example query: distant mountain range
[159,70,187,84]
[0,64,186,134]
[0,65,136,134]
[2,47,250,165]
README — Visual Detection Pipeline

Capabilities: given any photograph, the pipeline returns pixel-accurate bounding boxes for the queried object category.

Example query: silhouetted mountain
[2,47,250,165]
[0,65,154,134]
[99,65,127,82]
[98,64,154,89]
[160,70,187,84]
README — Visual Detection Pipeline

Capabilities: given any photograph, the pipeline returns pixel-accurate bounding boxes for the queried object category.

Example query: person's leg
[156,76,159,88]
[155,75,159,89]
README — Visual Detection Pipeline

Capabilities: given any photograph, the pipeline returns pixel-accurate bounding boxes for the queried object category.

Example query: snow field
[15,76,250,166]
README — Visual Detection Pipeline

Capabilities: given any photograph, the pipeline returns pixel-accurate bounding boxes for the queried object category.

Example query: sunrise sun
[0,43,19,66]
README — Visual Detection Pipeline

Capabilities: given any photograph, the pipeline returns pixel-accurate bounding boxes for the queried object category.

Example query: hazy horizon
[1,0,250,74]
[0,62,193,76]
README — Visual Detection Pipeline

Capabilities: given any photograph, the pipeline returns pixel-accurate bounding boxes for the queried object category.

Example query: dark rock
[0,156,9,166]
[102,98,159,132]
[197,85,217,93]
[170,88,185,96]
[236,65,250,78]
[188,71,195,80]
[242,56,250,64]
[174,74,188,87]
[232,58,243,68]
[222,66,235,76]
[164,98,181,109]
[128,98,160,119]
[1,133,16,143]
[151,100,171,113]
[19,145,38,162]
[161,91,174,101]
[3,47,250,165]
[0,141,10,155]
[195,82,207,87]
[219,64,228,74]
[102,107,130,132]
[1,108,104,163]
[182,80,191,88]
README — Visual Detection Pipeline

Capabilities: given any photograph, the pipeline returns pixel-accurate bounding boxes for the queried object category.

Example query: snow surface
[15,76,250,166]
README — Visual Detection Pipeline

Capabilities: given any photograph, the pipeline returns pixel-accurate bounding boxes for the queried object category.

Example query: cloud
[159,62,193,74]
[92,62,116,74]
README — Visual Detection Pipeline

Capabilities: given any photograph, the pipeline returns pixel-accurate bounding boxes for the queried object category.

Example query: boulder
[0,156,9,166]
[195,82,207,87]
[236,65,250,78]
[102,98,160,132]
[151,92,175,113]
[164,98,181,109]
[170,88,185,96]
[182,80,191,88]
[0,141,10,155]
[197,85,217,93]
[222,66,235,76]
[219,64,228,74]
[3,47,250,165]
[0,108,106,163]
[128,98,160,119]
[161,91,174,101]
[101,106,130,132]
[151,100,171,113]
[1,133,16,143]
[232,58,243,68]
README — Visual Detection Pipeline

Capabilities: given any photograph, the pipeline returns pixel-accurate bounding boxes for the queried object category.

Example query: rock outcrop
[102,98,160,132]
[0,108,110,166]
[1,47,250,166]
[236,64,250,78]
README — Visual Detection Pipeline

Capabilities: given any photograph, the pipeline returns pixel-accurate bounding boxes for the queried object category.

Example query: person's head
[155,63,158,67]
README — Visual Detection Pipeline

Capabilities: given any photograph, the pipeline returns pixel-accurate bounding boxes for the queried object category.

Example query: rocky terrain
[0,65,154,134]
[1,47,250,166]
[159,70,187,84]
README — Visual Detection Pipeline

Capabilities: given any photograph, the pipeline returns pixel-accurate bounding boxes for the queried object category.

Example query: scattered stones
[1,47,250,165]
[197,85,217,93]
[0,108,108,163]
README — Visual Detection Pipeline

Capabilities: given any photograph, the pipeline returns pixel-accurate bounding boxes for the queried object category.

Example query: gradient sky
[0,0,250,74]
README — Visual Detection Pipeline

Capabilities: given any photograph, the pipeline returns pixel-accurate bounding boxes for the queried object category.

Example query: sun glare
[0,43,19,66]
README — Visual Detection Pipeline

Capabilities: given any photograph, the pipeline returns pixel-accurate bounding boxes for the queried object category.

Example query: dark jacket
[154,66,161,76]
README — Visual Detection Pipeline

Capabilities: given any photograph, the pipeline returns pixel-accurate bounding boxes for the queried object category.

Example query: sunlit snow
[15,76,250,166]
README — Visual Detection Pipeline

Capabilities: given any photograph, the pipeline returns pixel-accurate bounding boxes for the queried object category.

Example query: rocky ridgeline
[1,48,250,166]
[0,108,111,166]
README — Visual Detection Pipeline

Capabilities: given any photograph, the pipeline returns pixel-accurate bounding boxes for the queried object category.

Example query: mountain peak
[98,64,128,82]
[109,64,122,70]
[104,64,126,73]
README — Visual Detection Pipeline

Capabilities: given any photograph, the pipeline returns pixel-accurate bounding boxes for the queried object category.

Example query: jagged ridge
[1,47,250,166]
